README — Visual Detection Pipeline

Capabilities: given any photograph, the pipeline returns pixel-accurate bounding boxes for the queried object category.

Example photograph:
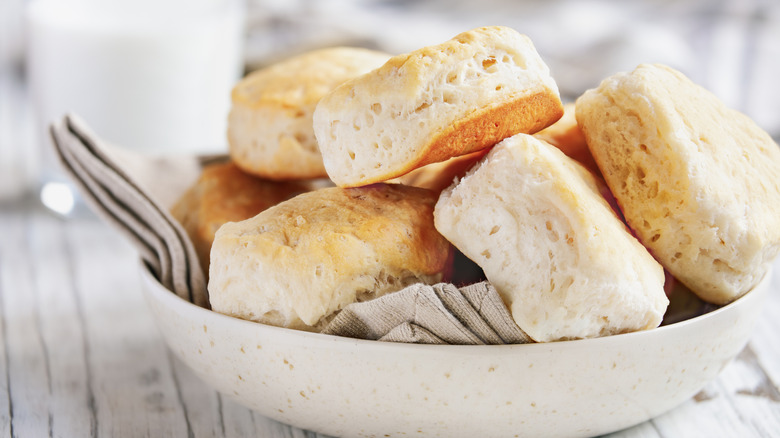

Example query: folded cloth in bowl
[49,113,531,344]
[49,114,212,307]
[322,281,532,344]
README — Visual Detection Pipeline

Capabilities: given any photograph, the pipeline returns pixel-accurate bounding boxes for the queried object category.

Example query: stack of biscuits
[171,26,780,342]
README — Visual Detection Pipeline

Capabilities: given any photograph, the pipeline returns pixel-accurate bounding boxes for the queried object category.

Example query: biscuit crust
[228,47,390,180]
[170,161,309,274]
[434,134,667,342]
[208,184,452,330]
[577,64,780,304]
[314,26,563,187]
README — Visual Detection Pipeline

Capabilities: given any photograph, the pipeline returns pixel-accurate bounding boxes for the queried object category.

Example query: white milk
[27,0,246,157]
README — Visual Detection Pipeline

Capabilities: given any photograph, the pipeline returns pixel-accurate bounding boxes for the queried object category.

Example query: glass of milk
[26,0,246,214]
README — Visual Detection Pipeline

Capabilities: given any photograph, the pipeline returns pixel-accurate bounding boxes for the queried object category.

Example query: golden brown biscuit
[576,63,780,304]
[228,47,391,180]
[170,161,309,274]
[313,26,563,187]
[208,184,453,331]
[434,133,668,342]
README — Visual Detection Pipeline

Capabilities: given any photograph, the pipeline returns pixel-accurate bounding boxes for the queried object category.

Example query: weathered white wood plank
[746,262,780,393]
[0,284,10,438]
[64,217,191,438]
[29,211,96,437]
[167,354,225,438]
[250,409,309,438]
[644,379,753,437]
[0,210,52,437]
[716,345,780,436]
[220,396,263,437]
[0,211,21,438]
[605,419,662,438]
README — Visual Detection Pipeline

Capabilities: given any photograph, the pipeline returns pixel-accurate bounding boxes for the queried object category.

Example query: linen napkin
[322,281,532,344]
[49,113,531,345]
[50,114,211,308]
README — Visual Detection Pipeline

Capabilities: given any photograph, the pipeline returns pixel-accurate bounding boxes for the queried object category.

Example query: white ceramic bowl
[141,265,771,438]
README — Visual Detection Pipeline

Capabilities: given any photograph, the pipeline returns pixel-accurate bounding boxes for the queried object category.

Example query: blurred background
[1,0,779,210]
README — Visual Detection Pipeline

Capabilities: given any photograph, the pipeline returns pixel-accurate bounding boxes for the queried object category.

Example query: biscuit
[434,133,668,342]
[313,26,563,187]
[170,161,309,274]
[576,63,780,304]
[208,184,453,331]
[228,47,391,180]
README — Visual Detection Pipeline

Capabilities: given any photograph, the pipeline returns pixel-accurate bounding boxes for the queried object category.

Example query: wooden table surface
[2,1,779,436]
